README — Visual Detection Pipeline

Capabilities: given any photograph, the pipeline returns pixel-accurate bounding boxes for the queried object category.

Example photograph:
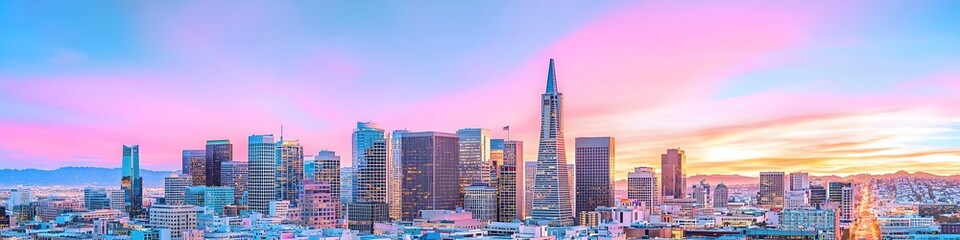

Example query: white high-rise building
[789,172,810,191]
[464,185,498,222]
[108,189,125,211]
[785,190,810,208]
[531,59,574,226]
[627,167,659,211]
[691,180,711,208]
[149,204,199,239]
[164,174,192,205]
[248,134,276,214]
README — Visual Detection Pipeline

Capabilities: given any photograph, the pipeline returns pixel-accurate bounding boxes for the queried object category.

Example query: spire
[545,58,558,94]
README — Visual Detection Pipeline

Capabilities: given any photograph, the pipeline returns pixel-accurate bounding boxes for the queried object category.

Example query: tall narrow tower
[531,59,574,226]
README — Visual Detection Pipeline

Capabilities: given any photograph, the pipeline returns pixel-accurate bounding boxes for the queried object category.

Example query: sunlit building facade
[531,59,574,226]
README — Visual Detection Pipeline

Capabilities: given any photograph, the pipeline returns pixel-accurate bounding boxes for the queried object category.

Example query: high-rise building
[567,163,576,214]
[457,128,491,200]
[340,167,354,205]
[661,148,686,200]
[785,190,809,208]
[714,183,729,209]
[248,134,276,214]
[83,187,111,211]
[309,151,341,219]
[523,161,537,219]
[827,182,851,203]
[400,131,460,220]
[789,172,810,191]
[574,137,615,221]
[389,129,408,221]
[497,140,524,222]
[121,145,144,217]
[277,140,304,206]
[348,122,390,233]
[627,167,659,211]
[6,189,33,210]
[758,171,786,208]
[531,58,575,226]
[464,184,498,222]
[300,180,337,229]
[0,207,8,228]
[108,189,125,211]
[827,181,855,224]
[809,180,827,206]
[489,139,505,189]
[220,161,248,203]
[182,150,205,185]
[184,186,234,215]
[164,174,192,205]
[149,204,199,239]
[692,180,711,208]
[204,140,233,186]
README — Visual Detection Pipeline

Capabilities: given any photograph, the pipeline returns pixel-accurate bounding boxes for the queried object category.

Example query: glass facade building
[531,59,575,226]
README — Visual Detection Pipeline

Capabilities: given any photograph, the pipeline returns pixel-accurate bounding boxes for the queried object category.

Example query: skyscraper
[828,182,854,224]
[348,122,390,233]
[311,151,341,219]
[276,140,304,206]
[108,189,125,211]
[523,161,537,219]
[248,134,276,214]
[389,129,408,221]
[183,150,206,186]
[149,204,199,239]
[204,140,233,186]
[758,171,786,208]
[809,180,827,206]
[164,174,192,205]
[661,148,686,200]
[790,172,810,191]
[692,180,711,208]
[498,140,524,222]
[531,59,574,226]
[457,128,491,200]
[400,131,460,220]
[489,139,505,189]
[464,184,498,222]
[121,145,144,217]
[627,167,659,211]
[220,161,248,204]
[574,137,615,221]
[300,180,337,229]
[713,183,729,209]
[340,167,354,205]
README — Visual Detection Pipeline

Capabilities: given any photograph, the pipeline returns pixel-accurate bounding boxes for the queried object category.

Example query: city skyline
[2,1,960,179]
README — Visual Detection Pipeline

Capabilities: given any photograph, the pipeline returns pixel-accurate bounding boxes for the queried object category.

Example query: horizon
[2,1,960,179]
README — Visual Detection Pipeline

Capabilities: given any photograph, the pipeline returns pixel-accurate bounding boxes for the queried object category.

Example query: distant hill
[613,171,959,190]
[0,167,177,188]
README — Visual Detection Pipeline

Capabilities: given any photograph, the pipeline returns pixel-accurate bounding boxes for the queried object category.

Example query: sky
[1,1,959,179]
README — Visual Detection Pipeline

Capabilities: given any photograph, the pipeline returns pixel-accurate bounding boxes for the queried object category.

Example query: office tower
[524,161,537,219]
[400,131,460,220]
[164,174,192,205]
[809,180,827,206]
[574,137,615,221]
[108,189,125,210]
[348,122,390,233]
[220,161,248,203]
[205,140,233,186]
[714,183,728,208]
[389,129,409,221]
[567,163,576,214]
[182,150,205,185]
[790,172,810,191]
[497,140,524,222]
[340,167,355,205]
[758,171,786,208]
[661,148,686,199]
[458,128,491,199]
[627,167,659,210]
[277,140,304,206]
[464,184,498,222]
[300,180,337,228]
[692,180,711,208]
[489,139,505,188]
[83,187,111,210]
[310,151,342,219]
[248,134,276,214]
[827,182,851,203]
[531,58,575,226]
[837,183,854,224]
[38,198,82,221]
[121,145,144,217]
[785,190,809,208]
[780,208,841,240]
[149,204,199,239]
[184,186,235,215]
[6,189,33,210]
